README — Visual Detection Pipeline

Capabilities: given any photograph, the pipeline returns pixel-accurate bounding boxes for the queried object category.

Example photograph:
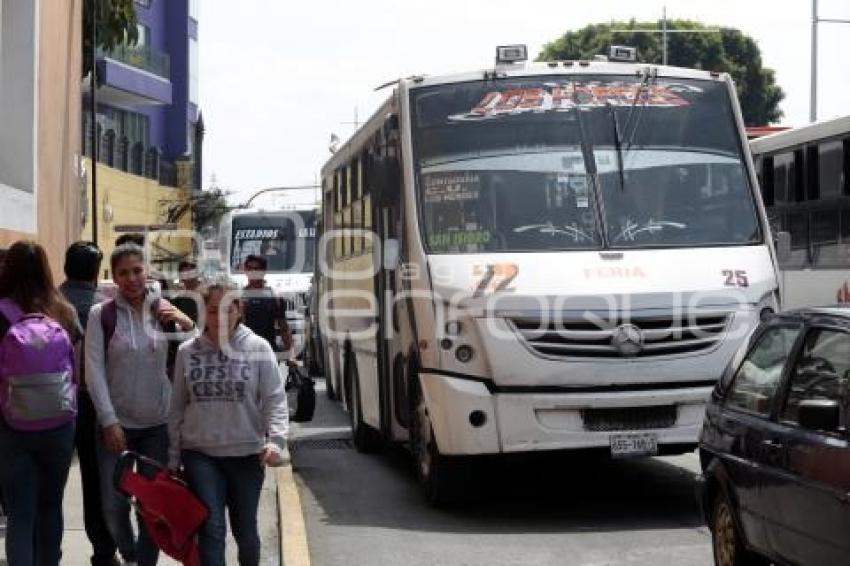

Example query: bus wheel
[410,379,458,507]
[346,357,382,453]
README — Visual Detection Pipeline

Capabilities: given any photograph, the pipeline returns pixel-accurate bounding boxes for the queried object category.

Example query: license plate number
[610,433,658,458]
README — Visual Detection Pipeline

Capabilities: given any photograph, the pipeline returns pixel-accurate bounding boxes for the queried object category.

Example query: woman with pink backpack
[0,241,82,566]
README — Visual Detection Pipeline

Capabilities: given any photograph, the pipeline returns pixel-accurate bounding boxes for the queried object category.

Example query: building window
[189,38,199,105]
[136,24,150,47]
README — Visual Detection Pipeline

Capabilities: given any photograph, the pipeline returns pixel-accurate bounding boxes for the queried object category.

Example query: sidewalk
[0,456,281,565]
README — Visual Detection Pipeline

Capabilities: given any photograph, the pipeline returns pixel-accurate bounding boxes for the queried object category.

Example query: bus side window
[818,140,843,199]
[843,138,850,196]
[363,150,373,252]
[334,170,343,259]
[342,167,351,259]
[351,157,362,256]
[761,156,774,206]
[806,145,820,201]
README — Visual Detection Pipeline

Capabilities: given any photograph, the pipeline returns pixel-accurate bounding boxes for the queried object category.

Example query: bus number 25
[722,269,749,288]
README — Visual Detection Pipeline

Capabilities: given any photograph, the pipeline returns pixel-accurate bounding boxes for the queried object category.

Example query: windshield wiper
[622,68,658,155]
[607,101,625,191]
[570,80,608,247]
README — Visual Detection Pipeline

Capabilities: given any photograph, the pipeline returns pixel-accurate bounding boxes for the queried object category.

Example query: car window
[726,325,801,415]
[781,328,850,430]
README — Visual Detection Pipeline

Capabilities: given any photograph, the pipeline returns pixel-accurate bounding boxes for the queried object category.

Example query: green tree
[83,0,138,77]
[191,188,235,237]
[538,20,784,125]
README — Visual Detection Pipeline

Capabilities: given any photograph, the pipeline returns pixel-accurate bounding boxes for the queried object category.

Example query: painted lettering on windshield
[451,83,700,121]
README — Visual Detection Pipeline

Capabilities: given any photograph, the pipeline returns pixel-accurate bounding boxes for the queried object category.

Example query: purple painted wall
[96,0,197,164]
[164,0,190,159]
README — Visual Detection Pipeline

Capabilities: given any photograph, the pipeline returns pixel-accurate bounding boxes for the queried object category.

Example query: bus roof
[229,205,318,217]
[750,114,850,154]
[408,61,726,90]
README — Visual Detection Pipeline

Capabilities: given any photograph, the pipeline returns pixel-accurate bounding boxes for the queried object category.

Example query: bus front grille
[510,312,730,359]
[582,405,678,432]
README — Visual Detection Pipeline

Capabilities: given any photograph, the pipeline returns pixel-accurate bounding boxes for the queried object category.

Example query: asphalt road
[288,381,714,566]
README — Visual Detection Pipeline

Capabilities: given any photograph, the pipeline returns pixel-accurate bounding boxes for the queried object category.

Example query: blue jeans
[96,424,169,566]
[0,420,75,566]
[182,450,265,566]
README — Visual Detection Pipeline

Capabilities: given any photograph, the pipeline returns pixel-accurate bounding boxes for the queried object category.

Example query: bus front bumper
[419,372,712,456]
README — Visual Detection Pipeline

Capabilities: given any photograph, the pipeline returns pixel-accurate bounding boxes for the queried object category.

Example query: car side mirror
[798,399,841,433]
[774,231,791,262]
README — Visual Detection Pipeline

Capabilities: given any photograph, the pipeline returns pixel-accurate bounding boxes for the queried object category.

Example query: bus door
[373,122,406,438]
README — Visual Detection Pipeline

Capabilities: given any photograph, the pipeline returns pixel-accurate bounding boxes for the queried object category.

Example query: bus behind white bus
[749,114,850,309]
[222,207,318,355]
[317,50,781,504]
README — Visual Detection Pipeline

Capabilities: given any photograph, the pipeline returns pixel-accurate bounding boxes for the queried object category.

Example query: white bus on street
[749,115,850,309]
[222,207,318,354]
[317,47,781,503]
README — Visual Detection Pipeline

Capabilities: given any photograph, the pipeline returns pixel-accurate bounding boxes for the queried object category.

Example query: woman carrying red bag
[168,282,288,566]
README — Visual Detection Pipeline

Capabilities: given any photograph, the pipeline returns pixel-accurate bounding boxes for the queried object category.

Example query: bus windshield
[230,211,316,273]
[411,75,761,253]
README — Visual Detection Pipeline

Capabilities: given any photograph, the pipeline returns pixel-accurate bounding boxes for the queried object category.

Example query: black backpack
[285,365,315,422]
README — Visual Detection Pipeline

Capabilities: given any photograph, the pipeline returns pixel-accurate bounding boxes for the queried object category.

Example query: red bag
[114,452,209,566]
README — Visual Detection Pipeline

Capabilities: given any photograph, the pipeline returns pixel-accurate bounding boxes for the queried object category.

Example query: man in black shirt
[171,259,201,326]
[241,255,292,357]
[60,242,120,566]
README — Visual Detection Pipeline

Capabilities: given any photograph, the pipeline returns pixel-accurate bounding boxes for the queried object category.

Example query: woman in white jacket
[168,282,288,566]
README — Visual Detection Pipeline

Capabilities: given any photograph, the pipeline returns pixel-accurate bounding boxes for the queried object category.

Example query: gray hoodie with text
[167,324,288,468]
[85,294,172,429]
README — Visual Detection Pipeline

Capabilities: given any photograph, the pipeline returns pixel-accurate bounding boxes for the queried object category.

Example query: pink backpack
[0,300,77,431]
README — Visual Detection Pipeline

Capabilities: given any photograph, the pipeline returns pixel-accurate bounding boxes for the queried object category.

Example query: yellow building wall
[81,158,194,279]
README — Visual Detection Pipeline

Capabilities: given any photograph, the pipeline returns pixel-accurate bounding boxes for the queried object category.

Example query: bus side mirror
[774,231,791,262]
[382,239,400,271]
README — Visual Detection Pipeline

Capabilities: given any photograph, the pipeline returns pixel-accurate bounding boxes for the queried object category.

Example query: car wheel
[346,356,382,453]
[409,377,461,507]
[712,492,766,566]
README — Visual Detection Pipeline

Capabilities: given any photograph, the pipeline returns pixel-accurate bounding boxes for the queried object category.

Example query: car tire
[711,492,767,566]
[409,377,462,507]
[346,356,382,453]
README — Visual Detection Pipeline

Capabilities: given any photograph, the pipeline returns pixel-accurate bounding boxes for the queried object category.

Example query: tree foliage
[83,0,139,77]
[191,188,235,237]
[538,20,784,125]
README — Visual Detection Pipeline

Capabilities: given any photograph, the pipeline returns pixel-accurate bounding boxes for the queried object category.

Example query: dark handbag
[285,364,316,422]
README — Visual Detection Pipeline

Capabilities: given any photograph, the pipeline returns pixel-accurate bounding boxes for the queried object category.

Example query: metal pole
[810,0,818,123]
[90,0,99,245]
[662,6,668,66]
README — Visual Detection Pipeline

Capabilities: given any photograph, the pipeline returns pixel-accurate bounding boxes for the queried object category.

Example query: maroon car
[699,307,850,566]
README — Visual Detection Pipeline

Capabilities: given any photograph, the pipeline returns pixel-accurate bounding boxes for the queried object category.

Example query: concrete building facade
[0,0,84,278]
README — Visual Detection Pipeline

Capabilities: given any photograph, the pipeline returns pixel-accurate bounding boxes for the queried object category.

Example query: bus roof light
[610,45,637,62]
[495,45,528,66]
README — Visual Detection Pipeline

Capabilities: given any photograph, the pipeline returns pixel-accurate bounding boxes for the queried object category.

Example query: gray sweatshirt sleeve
[258,343,289,452]
[167,346,190,469]
[85,305,119,427]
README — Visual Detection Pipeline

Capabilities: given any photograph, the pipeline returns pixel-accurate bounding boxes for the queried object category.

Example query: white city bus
[222,207,317,354]
[317,48,780,503]
[749,115,850,309]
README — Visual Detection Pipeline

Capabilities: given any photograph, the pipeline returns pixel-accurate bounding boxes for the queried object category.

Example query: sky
[198,0,850,206]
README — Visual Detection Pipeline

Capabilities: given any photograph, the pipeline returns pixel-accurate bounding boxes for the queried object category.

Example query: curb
[277,463,310,566]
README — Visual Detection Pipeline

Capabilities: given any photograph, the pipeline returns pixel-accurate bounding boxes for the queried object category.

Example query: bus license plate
[610,433,658,458]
